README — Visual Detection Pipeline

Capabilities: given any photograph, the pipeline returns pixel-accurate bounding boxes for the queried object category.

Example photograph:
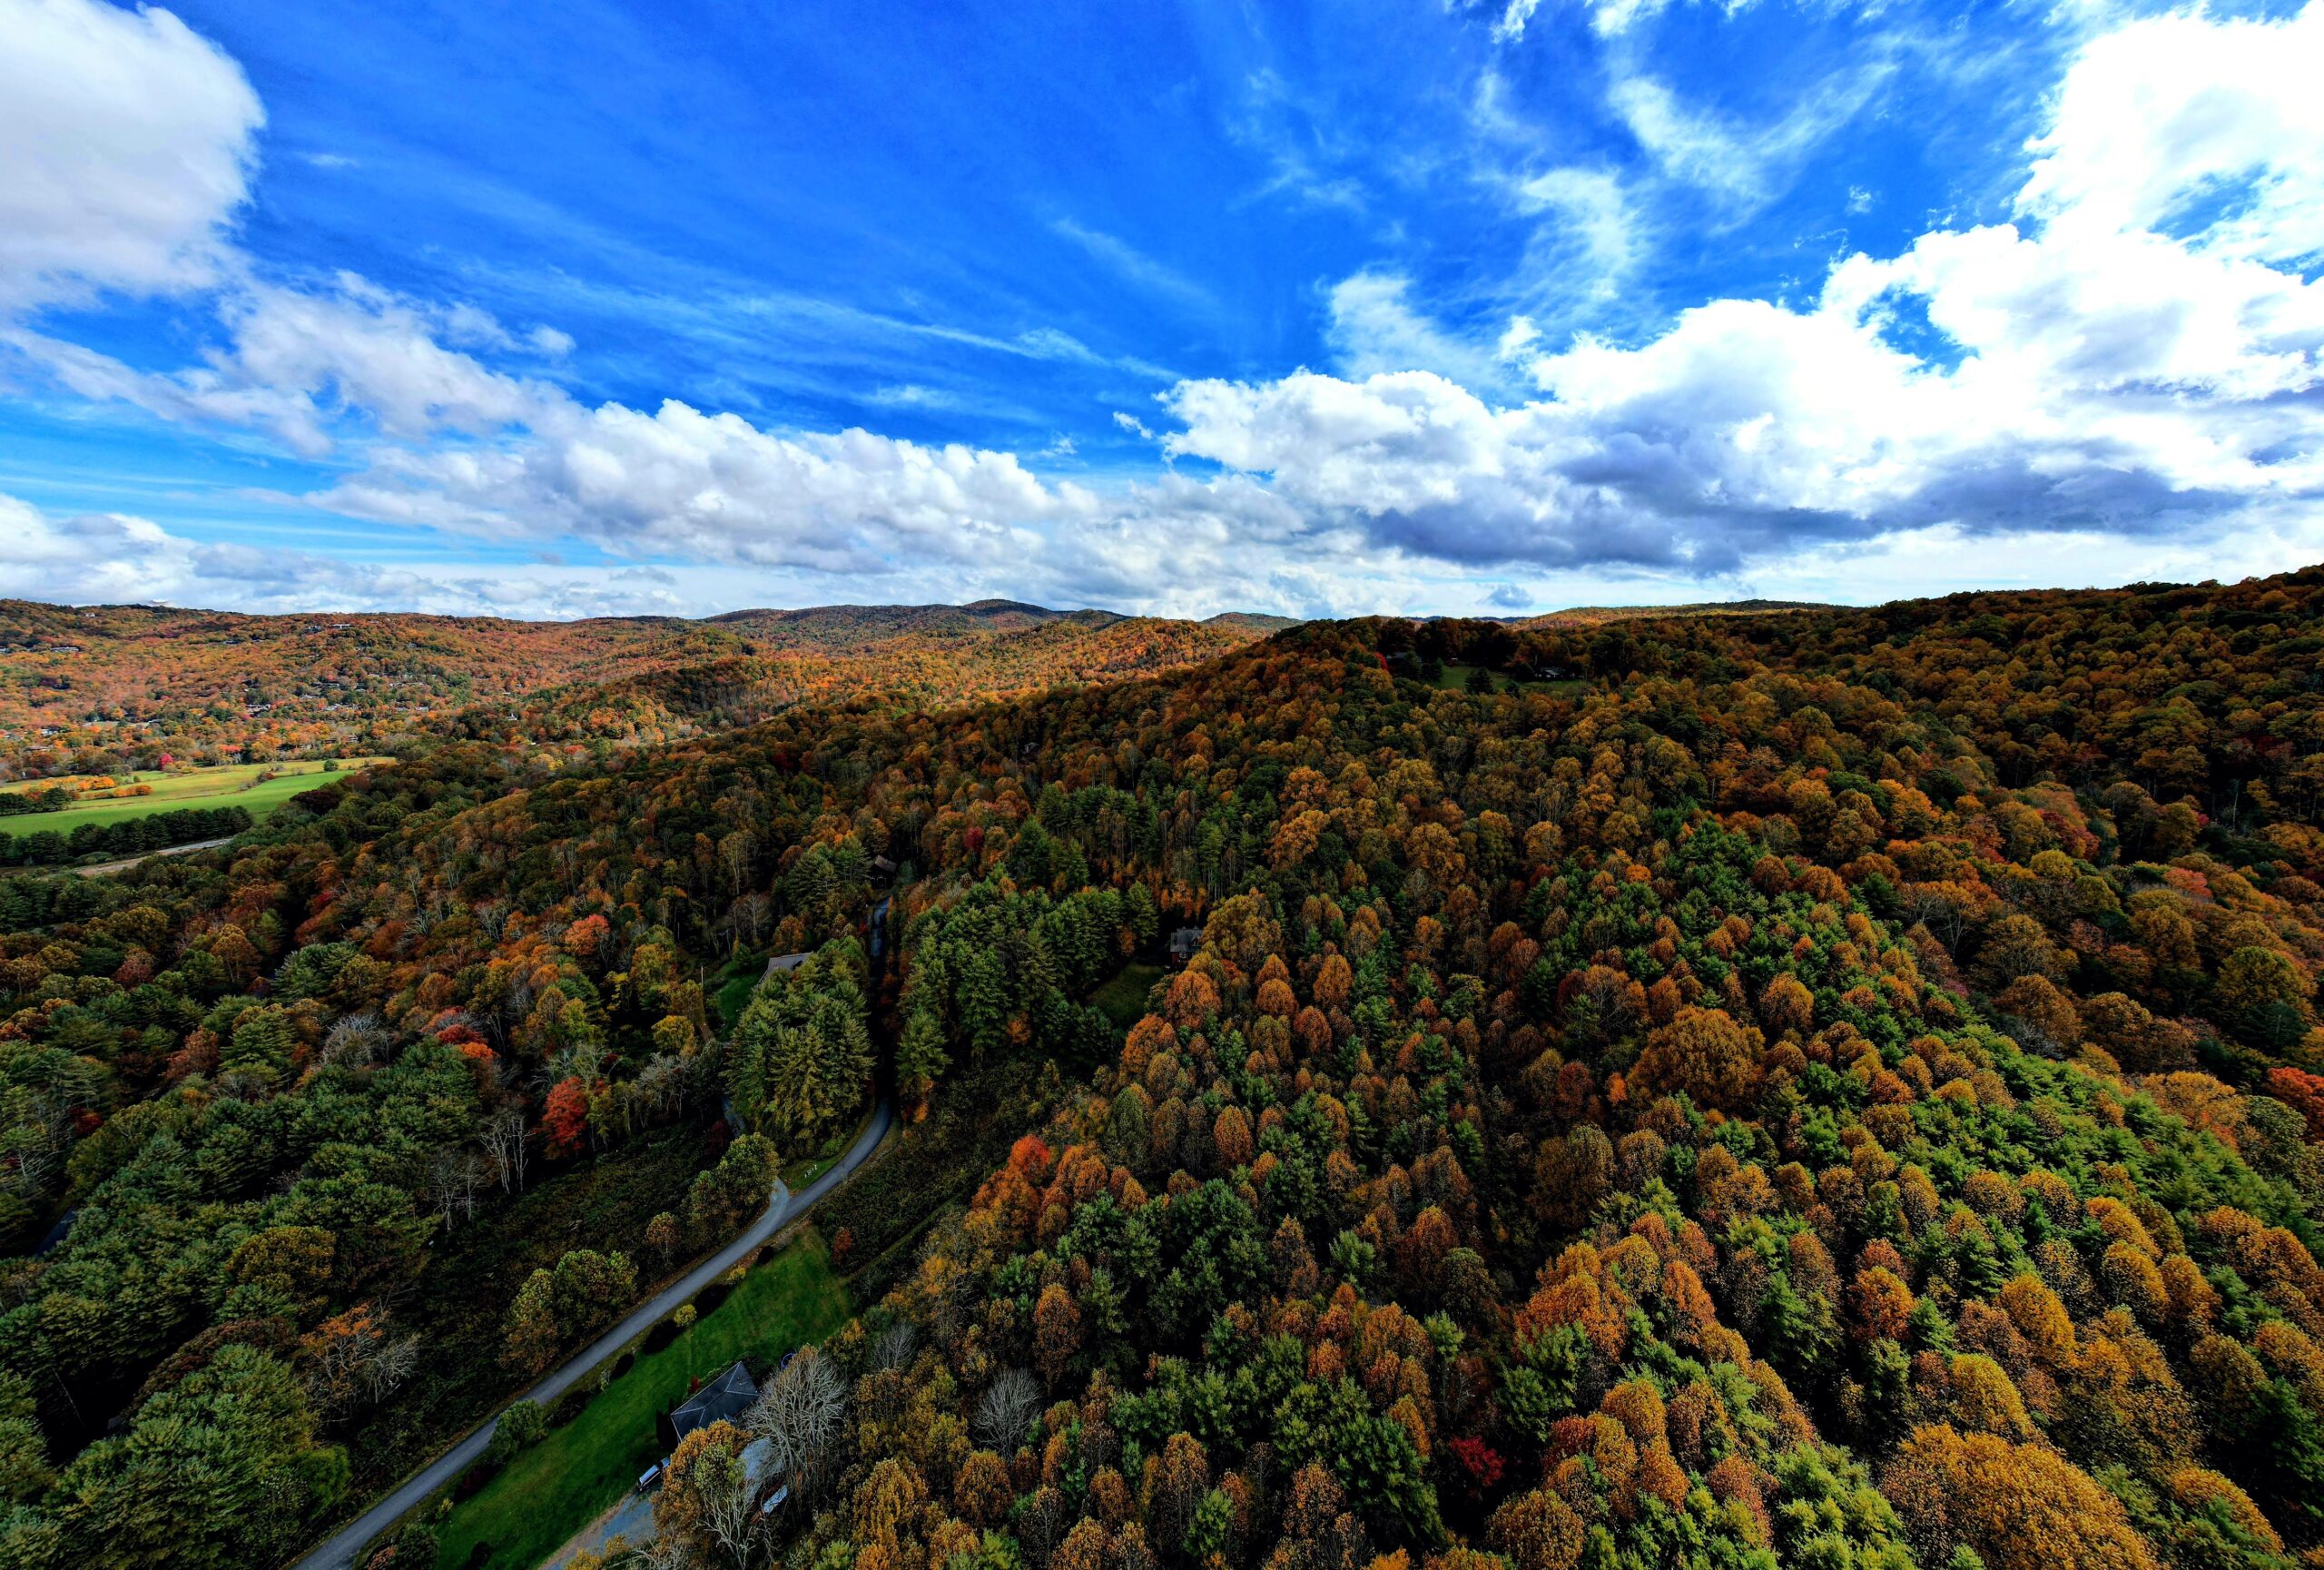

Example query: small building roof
[665,1360,759,1447]
[34,1209,78,1258]
[763,952,812,979]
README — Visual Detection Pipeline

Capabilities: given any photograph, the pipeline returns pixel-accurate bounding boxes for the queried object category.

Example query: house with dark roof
[660,1359,759,1449]
[1167,926,1205,965]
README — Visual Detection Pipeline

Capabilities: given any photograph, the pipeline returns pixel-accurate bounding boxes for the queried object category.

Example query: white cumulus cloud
[14,279,557,456]
[318,397,1088,575]
[2018,3,2324,265]
[0,0,262,309]
[0,489,700,618]
[1149,0,2324,580]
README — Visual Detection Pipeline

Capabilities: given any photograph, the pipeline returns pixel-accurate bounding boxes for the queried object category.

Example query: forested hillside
[0,570,2320,1570]
[0,599,1274,782]
[434,613,1270,755]
[0,602,744,775]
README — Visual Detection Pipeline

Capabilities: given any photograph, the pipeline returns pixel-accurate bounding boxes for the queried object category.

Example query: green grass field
[0,758,391,836]
[431,1232,851,1570]
[1090,961,1163,1032]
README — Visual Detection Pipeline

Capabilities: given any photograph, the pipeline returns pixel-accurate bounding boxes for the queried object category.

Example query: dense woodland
[0,570,2321,1570]
[0,805,254,869]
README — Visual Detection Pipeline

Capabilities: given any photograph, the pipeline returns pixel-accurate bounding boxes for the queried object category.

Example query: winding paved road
[290,1100,894,1570]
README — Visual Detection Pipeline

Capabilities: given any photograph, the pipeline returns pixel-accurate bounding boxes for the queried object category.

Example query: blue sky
[3,0,2322,618]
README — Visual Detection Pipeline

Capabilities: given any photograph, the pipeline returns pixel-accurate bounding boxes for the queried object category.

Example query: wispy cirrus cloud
[1600,44,1895,219]
[1048,218,1219,316]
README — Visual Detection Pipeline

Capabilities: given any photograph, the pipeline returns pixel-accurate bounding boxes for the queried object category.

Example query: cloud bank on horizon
[1,0,2321,620]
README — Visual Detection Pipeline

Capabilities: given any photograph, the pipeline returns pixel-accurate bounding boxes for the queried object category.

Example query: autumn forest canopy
[2,569,2323,1570]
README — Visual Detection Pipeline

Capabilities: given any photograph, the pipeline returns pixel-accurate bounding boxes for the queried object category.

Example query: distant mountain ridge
[705,598,1298,646]
[1507,597,1838,627]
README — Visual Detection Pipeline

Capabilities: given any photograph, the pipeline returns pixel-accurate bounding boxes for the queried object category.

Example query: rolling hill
[0,597,1295,780]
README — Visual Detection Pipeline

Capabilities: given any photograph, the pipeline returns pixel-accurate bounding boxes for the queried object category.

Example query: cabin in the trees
[660,1360,759,1449]
[763,952,812,980]
[1167,926,1205,966]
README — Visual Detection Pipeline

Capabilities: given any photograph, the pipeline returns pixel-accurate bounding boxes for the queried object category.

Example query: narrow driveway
[290,1100,893,1570]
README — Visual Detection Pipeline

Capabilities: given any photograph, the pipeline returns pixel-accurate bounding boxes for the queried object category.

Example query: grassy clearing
[0,758,392,834]
[431,1231,851,1570]
[1429,664,1585,698]
[711,950,768,1032]
[1089,962,1163,1032]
